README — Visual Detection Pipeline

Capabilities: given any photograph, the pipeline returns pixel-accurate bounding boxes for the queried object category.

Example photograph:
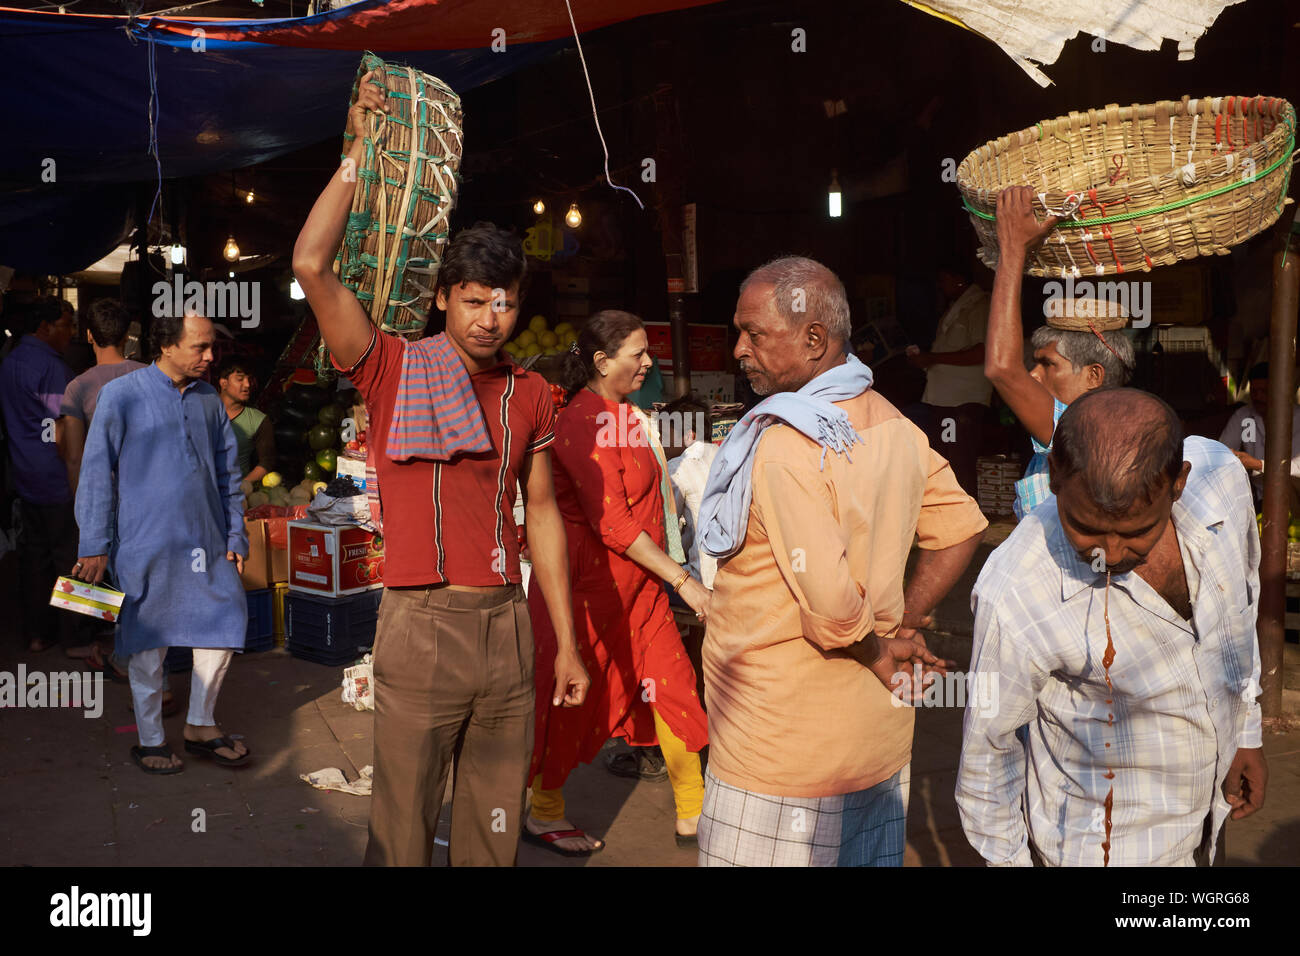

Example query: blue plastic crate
[286,590,381,664]
[244,588,273,652]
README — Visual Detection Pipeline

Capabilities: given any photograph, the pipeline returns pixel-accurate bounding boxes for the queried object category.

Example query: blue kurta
[76,362,247,654]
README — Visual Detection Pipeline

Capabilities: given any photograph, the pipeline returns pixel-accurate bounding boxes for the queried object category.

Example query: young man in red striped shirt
[293,73,589,866]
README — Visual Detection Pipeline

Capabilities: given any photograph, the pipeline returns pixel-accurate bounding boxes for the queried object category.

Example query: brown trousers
[363,584,534,867]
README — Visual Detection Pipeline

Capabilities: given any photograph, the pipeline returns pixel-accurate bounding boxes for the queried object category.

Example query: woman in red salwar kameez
[523,311,710,857]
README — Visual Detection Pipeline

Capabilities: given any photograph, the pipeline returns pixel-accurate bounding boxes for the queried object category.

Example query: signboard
[643,321,728,372]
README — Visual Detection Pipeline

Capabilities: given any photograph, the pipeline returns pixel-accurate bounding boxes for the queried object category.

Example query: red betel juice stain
[1102,786,1115,866]
[1101,571,1117,867]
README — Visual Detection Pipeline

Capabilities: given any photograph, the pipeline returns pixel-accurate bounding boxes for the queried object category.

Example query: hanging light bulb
[532,199,546,215]
[228,271,235,279]
[289,279,306,301]
[564,203,582,228]
[170,244,185,265]
[828,169,842,219]
[223,236,240,262]
[245,189,255,205]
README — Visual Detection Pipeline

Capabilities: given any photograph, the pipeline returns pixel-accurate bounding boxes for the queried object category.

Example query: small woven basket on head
[957,95,1297,278]
[1044,295,1128,331]
[324,52,464,369]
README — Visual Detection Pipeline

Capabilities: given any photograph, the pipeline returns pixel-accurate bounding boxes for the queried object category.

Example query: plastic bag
[307,492,376,532]
[341,654,374,711]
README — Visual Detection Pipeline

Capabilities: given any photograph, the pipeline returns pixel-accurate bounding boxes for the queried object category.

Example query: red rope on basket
[1087,321,1125,363]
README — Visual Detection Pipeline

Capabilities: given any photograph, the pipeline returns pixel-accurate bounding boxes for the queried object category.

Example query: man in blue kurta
[74,311,252,774]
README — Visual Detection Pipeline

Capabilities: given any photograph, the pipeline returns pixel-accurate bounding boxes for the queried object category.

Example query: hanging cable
[562,0,644,210]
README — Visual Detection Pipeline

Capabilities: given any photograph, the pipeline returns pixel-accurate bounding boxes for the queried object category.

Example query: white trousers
[128,648,234,748]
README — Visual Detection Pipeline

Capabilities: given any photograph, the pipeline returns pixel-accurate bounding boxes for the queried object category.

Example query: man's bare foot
[64,643,98,660]
[676,813,700,837]
[184,725,249,762]
[525,816,604,853]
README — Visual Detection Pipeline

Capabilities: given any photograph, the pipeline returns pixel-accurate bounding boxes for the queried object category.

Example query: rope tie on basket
[1086,321,1124,363]
[964,125,1296,228]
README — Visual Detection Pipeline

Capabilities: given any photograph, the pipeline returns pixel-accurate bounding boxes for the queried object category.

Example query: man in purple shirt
[0,296,78,652]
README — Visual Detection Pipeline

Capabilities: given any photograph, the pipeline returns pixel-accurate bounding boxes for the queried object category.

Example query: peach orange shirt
[703,388,987,798]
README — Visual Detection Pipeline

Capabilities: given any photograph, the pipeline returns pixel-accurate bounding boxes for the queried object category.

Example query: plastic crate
[244,588,274,653]
[272,582,289,647]
[286,589,382,665]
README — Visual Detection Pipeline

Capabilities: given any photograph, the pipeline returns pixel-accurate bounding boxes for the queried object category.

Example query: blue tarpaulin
[0,0,721,271]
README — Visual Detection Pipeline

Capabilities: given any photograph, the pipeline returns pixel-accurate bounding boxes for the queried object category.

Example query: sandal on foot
[606,747,668,782]
[183,735,250,767]
[521,827,605,858]
[674,829,699,848]
[131,745,183,775]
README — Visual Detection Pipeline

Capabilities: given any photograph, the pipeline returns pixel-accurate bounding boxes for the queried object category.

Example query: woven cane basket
[327,52,464,362]
[957,95,1297,277]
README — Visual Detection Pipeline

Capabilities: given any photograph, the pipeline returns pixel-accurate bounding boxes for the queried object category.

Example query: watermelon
[307,424,339,451]
[303,461,326,483]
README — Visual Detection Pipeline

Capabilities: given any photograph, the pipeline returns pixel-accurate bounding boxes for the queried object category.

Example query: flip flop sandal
[131,745,183,775]
[184,736,251,767]
[674,830,699,849]
[521,827,605,858]
[606,748,668,782]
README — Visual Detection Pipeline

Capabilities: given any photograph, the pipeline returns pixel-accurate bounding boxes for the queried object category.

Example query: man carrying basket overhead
[293,71,589,867]
[983,187,1136,520]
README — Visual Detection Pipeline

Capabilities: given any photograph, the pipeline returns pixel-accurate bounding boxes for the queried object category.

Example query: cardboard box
[49,577,125,622]
[287,521,384,597]
[240,517,271,590]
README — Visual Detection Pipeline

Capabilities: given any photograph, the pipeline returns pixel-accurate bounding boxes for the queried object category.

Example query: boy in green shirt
[215,356,274,483]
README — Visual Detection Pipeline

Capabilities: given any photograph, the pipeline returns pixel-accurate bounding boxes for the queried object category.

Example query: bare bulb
[564,203,582,228]
[245,190,255,204]
[533,199,546,215]
[223,237,240,262]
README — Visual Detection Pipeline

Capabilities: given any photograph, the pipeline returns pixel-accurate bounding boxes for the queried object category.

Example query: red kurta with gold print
[529,388,708,788]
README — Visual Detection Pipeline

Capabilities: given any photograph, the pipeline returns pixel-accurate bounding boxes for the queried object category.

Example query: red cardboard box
[286,521,384,597]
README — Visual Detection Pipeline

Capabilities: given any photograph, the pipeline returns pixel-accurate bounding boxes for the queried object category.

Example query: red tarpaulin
[115,0,723,51]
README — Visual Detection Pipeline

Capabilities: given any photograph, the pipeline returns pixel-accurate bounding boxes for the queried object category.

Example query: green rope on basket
[962,128,1296,227]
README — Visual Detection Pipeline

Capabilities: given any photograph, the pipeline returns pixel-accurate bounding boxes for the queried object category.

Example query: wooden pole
[651,69,690,400]
[1259,223,1298,719]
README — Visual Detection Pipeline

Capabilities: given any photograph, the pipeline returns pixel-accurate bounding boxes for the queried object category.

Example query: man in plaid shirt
[958,389,1267,866]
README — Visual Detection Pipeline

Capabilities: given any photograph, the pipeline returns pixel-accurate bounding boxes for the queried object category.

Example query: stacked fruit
[1253,512,1300,541]
[270,380,363,489]
[503,315,577,361]
[242,472,326,510]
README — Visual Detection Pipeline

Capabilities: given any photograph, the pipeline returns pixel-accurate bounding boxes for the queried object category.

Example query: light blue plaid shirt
[959,436,1263,866]
[1012,398,1068,520]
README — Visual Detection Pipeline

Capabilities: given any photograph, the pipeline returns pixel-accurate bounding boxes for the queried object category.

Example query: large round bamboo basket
[957,95,1296,277]
[332,52,464,346]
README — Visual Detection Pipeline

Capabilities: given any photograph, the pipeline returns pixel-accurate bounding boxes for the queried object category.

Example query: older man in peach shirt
[696,257,987,867]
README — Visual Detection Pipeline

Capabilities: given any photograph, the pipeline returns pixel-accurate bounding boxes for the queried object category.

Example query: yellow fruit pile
[241,473,326,510]
[503,315,577,360]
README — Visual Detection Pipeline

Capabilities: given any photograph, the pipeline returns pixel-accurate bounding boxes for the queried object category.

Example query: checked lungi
[698,765,910,867]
